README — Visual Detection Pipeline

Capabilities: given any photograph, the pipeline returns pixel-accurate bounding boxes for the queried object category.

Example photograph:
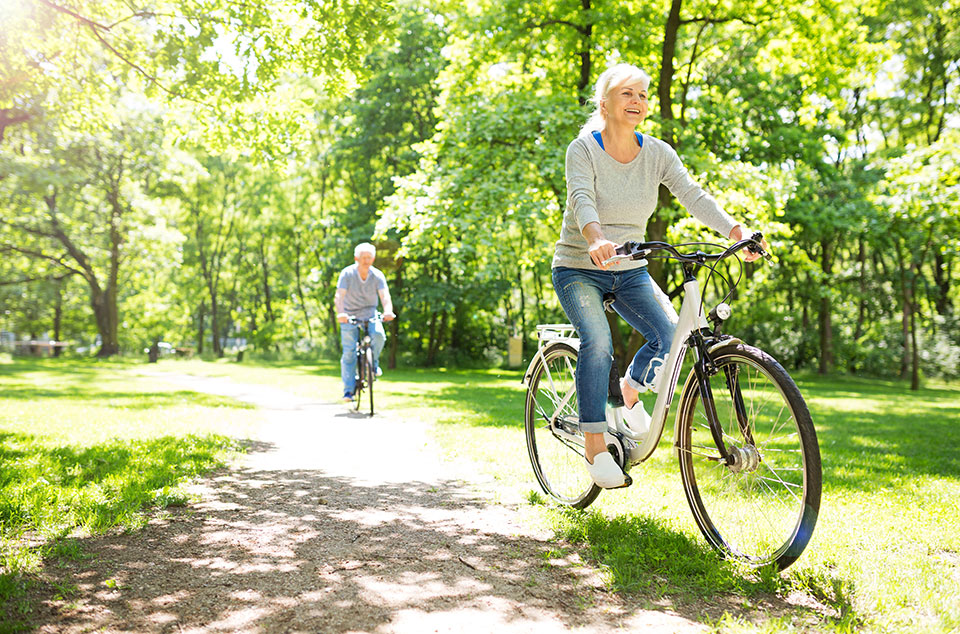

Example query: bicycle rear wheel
[364,347,375,415]
[524,342,600,509]
[677,343,821,570]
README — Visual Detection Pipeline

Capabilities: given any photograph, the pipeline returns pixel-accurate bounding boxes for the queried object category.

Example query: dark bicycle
[347,315,376,416]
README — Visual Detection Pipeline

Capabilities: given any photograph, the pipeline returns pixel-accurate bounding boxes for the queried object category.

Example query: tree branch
[0,245,88,279]
[679,15,761,26]
[86,24,184,100]
[36,0,111,30]
[527,19,589,37]
[0,270,75,287]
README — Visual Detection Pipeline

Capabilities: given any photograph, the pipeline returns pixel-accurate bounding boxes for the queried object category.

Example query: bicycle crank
[603,430,632,471]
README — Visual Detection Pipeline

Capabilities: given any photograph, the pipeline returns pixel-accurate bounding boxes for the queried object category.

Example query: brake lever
[745,231,773,261]
[601,254,632,267]
[602,244,650,267]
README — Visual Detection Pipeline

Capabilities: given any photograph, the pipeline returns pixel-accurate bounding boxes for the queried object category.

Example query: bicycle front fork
[692,341,749,466]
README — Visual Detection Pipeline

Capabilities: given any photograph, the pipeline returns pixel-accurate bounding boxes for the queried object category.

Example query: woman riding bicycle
[553,63,768,488]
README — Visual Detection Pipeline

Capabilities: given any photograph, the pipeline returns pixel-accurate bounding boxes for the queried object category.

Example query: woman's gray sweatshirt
[552,133,738,271]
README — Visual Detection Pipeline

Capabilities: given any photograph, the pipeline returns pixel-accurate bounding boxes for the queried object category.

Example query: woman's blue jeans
[340,318,386,397]
[552,266,676,434]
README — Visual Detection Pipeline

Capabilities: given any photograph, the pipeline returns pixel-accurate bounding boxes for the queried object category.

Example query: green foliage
[1,0,958,380]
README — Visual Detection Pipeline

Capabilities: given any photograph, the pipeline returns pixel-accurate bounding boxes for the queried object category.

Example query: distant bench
[13,341,71,356]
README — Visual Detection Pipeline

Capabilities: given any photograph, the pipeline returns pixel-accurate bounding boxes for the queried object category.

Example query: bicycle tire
[676,343,821,570]
[365,347,375,416]
[524,342,600,509]
[354,348,365,413]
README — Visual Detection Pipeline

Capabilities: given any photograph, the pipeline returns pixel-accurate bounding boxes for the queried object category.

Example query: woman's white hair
[579,63,652,137]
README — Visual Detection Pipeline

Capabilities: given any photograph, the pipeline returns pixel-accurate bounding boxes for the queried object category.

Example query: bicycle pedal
[606,473,633,490]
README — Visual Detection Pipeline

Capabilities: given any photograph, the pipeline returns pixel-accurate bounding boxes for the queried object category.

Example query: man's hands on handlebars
[338,312,396,324]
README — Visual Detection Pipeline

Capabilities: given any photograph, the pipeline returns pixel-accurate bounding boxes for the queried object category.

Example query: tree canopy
[2,0,958,385]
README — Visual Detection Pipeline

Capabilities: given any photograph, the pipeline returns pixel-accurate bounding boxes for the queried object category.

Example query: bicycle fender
[522,339,580,385]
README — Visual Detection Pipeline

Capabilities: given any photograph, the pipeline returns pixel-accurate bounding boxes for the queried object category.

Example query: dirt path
[31,375,709,633]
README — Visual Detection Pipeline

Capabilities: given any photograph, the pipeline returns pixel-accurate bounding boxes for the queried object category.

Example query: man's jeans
[340,318,386,397]
[552,266,676,434]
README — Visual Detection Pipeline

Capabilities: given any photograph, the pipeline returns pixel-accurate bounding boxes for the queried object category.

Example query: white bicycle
[522,236,821,570]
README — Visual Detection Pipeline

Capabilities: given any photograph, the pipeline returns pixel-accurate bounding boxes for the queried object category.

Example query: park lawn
[4,356,958,633]
[0,356,264,632]
[144,357,960,634]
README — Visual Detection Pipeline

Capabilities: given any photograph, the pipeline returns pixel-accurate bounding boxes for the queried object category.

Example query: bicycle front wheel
[354,350,365,412]
[524,342,600,509]
[365,347,375,415]
[677,343,821,570]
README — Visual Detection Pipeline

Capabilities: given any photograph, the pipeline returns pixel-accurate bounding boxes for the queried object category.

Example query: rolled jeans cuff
[623,373,645,393]
[579,419,608,434]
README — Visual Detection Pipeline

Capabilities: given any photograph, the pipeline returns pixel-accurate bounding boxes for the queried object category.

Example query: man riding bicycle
[335,242,396,403]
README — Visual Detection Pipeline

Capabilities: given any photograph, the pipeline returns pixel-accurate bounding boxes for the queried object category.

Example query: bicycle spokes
[678,345,820,569]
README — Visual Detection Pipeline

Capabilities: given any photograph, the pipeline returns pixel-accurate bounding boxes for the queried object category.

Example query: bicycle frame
[525,265,742,465]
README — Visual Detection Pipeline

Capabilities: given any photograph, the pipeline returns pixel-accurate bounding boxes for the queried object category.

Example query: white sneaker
[620,377,651,434]
[585,452,631,489]
[622,399,651,435]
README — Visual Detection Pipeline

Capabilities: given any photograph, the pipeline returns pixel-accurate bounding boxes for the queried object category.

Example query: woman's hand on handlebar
[337,313,350,324]
[729,225,769,263]
[589,238,620,269]
[583,222,618,269]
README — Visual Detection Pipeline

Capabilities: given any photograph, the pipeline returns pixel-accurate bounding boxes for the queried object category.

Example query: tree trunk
[426,310,448,367]
[817,239,834,374]
[42,189,122,357]
[210,291,223,357]
[933,250,951,316]
[659,0,682,149]
[909,273,920,390]
[852,236,868,374]
[196,303,206,354]
[52,280,63,358]
[293,231,314,341]
[92,285,120,357]
[425,312,439,366]
[387,265,402,370]
[895,243,911,379]
[258,236,274,322]
[576,0,593,104]
[647,0,683,288]
[517,263,526,339]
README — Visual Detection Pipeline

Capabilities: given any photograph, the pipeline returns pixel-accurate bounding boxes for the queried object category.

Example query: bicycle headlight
[709,302,732,323]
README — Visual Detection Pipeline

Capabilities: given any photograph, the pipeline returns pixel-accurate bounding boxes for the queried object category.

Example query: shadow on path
[24,372,821,633]
[30,455,705,633]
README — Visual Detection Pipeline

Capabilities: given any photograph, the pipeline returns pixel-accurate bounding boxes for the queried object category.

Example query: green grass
[5,356,958,633]
[148,357,960,633]
[0,358,263,631]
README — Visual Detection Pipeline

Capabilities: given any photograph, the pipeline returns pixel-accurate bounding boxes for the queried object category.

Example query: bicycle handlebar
[345,312,383,325]
[603,232,771,267]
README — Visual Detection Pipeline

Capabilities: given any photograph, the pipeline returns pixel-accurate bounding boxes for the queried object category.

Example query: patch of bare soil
[27,375,720,633]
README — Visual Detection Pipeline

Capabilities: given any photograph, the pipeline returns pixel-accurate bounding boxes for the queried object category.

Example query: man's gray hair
[354,242,376,258]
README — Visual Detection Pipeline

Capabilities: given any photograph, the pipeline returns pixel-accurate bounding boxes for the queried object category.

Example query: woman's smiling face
[603,81,649,127]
